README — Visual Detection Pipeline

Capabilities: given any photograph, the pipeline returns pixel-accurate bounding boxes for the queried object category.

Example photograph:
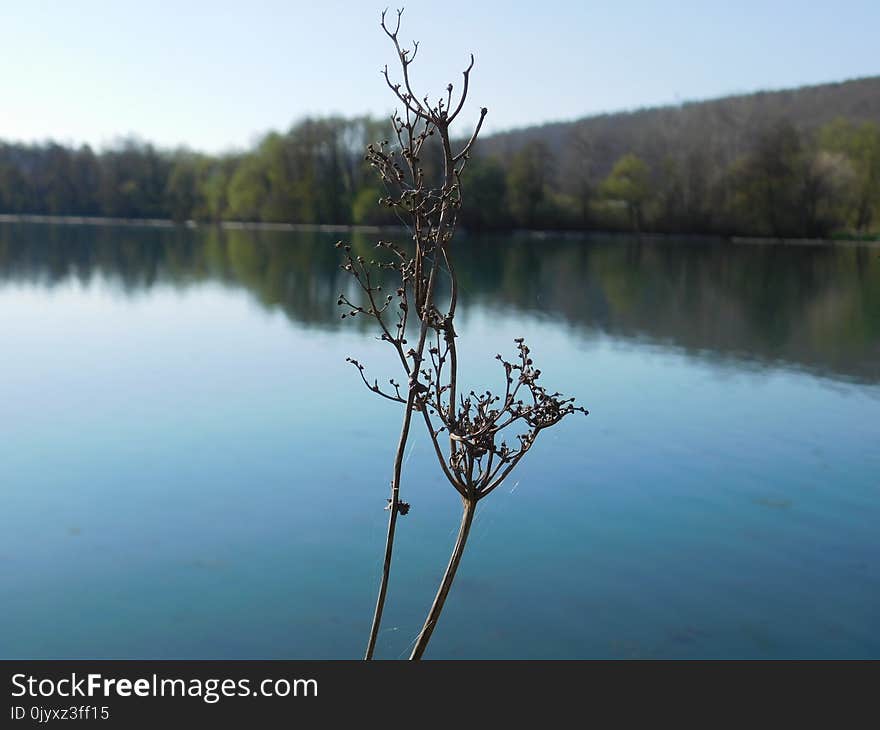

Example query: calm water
[1,222,878,659]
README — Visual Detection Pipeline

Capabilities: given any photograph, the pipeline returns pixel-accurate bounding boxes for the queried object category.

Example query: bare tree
[338,8,586,660]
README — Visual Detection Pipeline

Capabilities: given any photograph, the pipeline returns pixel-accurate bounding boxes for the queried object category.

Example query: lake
[1,221,878,659]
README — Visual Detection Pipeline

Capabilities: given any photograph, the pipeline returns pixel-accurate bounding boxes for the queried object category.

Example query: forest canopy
[1,76,879,239]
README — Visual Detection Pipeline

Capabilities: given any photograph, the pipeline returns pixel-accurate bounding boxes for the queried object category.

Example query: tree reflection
[0,222,877,383]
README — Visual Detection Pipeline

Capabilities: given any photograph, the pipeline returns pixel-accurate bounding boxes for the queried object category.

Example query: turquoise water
[0,223,878,659]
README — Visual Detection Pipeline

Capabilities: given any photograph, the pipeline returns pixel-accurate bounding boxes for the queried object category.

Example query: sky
[2,0,878,152]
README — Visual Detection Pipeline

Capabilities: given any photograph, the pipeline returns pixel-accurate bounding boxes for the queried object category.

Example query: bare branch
[448,54,475,122]
[346,358,407,404]
[453,106,488,163]
[420,409,467,497]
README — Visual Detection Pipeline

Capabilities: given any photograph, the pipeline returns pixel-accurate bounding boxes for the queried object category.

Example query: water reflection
[1,222,877,383]
[2,221,878,660]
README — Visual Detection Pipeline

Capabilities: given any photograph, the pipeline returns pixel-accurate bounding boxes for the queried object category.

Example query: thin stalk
[364,211,450,660]
[409,496,477,660]
[364,401,414,660]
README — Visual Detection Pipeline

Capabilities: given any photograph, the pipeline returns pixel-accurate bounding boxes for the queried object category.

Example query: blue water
[0,223,878,658]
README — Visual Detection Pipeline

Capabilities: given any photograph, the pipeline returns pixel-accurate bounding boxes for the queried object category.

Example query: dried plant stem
[346,9,585,661]
[410,496,477,660]
[365,249,445,660]
[364,410,412,660]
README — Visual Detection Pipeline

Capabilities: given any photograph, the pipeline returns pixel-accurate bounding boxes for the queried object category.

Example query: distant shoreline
[0,213,877,247]
[0,214,397,235]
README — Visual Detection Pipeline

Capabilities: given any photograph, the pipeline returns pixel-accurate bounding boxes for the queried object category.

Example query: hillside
[480,75,880,183]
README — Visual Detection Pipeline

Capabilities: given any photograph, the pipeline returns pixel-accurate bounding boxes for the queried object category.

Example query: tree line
[1,114,878,238]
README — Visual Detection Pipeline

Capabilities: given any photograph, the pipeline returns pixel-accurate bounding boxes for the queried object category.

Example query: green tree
[601,153,652,231]
[820,119,880,232]
[98,139,169,219]
[226,153,270,221]
[165,153,204,222]
[352,185,397,225]
[730,121,804,236]
[506,141,550,228]
[0,147,31,213]
[200,159,235,221]
[71,145,101,215]
[459,157,509,229]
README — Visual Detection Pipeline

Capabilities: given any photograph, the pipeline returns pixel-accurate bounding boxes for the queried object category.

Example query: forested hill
[481,76,880,183]
[1,75,879,238]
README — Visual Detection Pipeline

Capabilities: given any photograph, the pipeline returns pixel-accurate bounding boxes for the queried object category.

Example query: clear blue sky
[2,0,878,152]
